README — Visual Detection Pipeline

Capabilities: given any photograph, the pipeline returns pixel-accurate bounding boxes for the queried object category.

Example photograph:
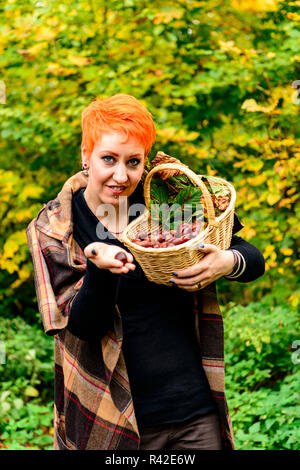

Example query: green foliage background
[0,0,299,450]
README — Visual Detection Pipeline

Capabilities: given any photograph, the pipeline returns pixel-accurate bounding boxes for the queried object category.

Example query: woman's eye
[102,156,114,163]
[129,159,140,166]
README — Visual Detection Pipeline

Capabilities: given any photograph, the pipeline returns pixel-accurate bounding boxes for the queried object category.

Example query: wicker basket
[122,162,236,286]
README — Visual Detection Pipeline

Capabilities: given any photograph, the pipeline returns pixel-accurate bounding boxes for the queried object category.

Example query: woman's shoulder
[28,171,89,242]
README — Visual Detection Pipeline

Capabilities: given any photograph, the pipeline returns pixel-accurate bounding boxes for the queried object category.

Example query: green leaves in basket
[148,172,229,232]
[149,202,170,229]
[173,185,201,205]
[202,176,230,197]
[149,179,205,231]
[150,178,169,204]
[165,175,190,193]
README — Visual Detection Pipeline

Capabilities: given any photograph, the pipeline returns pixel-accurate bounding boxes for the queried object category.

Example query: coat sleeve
[26,218,83,336]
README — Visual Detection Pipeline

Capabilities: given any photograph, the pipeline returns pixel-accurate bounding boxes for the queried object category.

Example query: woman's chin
[103,194,128,206]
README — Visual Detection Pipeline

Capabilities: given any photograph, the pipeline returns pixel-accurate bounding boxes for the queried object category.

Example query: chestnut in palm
[114,252,128,265]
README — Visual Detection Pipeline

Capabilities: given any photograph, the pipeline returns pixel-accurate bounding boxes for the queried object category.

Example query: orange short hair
[81,94,156,158]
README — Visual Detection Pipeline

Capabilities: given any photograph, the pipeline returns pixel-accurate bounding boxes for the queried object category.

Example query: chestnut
[137,230,148,240]
[173,237,185,245]
[114,252,128,265]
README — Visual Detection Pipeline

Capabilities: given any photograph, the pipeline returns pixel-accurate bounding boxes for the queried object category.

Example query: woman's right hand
[84,242,136,274]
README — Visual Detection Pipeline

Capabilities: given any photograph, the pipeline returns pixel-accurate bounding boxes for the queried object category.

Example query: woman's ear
[81,146,90,165]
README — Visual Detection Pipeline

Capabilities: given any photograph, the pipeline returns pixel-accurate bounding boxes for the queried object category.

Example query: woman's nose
[113,164,129,183]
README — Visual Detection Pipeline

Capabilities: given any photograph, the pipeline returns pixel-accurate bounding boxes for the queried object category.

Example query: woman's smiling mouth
[107,185,127,194]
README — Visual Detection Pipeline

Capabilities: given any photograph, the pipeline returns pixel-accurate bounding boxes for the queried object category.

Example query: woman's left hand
[169,244,235,292]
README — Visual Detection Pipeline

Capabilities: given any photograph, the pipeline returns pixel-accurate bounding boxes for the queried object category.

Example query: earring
[82,161,89,176]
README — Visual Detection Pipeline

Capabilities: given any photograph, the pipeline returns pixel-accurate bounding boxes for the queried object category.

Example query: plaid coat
[26,170,241,450]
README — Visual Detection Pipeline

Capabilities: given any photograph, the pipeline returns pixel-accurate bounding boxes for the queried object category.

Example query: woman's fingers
[170,271,210,292]
[172,277,206,287]
[174,281,206,292]
[110,263,136,274]
[123,262,136,270]
[84,242,135,272]
[170,269,209,285]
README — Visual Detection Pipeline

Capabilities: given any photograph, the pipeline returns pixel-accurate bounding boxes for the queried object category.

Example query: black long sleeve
[227,234,265,283]
[67,260,120,342]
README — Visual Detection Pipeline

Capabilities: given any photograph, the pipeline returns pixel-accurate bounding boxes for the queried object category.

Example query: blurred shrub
[0,316,54,450]
[223,299,300,449]
[227,372,300,450]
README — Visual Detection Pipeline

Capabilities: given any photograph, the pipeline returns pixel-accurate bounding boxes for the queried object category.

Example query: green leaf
[202,176,229,197]
[13,398,24,410]
[1,401,11,413]
[24,386,39,398]
[173,186,193,205]
[150,181,169,204]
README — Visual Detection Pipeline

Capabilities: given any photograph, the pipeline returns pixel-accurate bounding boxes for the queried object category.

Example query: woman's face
[83,131,146,211]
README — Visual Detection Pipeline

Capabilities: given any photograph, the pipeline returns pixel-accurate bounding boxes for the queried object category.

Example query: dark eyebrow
[100,150,143,158]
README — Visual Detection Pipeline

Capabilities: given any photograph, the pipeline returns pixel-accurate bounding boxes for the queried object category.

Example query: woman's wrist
[224,249,246,279]
[221,249,236,276]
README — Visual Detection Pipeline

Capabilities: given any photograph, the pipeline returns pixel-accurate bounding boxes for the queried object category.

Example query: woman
[26,94,265,450]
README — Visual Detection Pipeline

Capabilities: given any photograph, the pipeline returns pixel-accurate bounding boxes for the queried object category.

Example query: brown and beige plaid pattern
[26,171,235,450]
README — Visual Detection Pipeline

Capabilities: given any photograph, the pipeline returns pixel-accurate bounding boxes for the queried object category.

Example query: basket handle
[143,163,220,228]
